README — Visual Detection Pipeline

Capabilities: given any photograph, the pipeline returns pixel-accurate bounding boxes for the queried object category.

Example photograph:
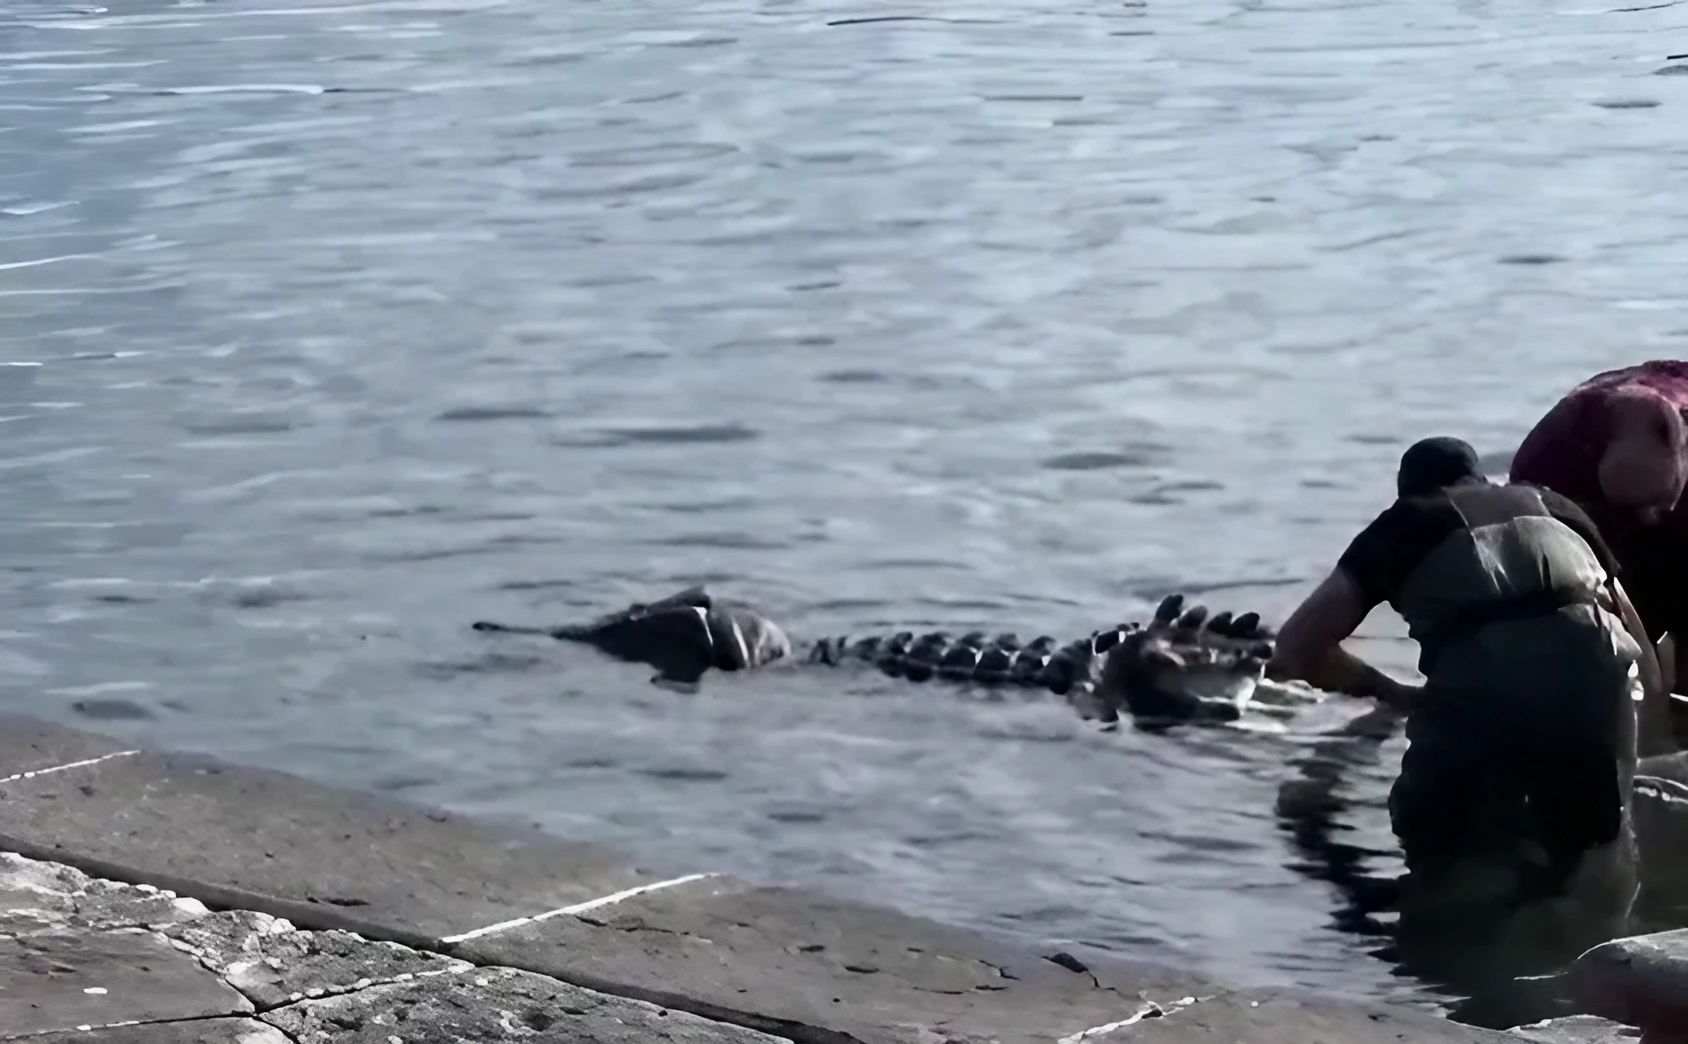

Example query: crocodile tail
[809,632,904,667]
[810,630,1039,685]
[471,620,569,638]
[810,628,1142,706]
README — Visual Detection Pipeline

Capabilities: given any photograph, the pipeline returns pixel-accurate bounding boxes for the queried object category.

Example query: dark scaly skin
[805,593,1277,723]
[472,589,1276,725]
[1092,594,1278,725]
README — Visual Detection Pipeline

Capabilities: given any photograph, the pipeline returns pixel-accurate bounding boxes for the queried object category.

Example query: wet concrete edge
[0,713,1541,1043]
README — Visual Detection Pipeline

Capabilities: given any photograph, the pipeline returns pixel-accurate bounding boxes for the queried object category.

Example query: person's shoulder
[1358,496,1419,529]
[1574,360,1688,406]
[1389,488,1458,516]
[1577,361,1678,391]
[1514,481,1623,567]
[1350,494,1451,548]
[1621,359,1688,383]
[1519,482,1592,521]
[1337,495,1456,608]
[1626,360,1688,407]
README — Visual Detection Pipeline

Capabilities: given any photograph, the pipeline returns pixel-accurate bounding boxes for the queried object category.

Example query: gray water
[3,0,1687,1017]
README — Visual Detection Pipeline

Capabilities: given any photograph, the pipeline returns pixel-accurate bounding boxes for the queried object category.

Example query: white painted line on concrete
[1057,1009,1159,1044]
[0,749,139,785]
[1057,996,1200,1044]
[71,1021,144,1034]
[559,872,720,919]
[440,872,719,944]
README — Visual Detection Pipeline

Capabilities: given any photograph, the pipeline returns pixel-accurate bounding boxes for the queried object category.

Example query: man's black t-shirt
[1336,481,1622,612]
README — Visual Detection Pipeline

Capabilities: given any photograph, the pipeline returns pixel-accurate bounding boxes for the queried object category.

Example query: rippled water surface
[4,0,1688,1017]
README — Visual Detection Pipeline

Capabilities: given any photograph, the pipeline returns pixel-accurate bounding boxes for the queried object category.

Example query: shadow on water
[1274,707,1688,1029]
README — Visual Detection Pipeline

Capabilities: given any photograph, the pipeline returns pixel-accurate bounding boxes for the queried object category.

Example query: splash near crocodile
[471,587,1289,725]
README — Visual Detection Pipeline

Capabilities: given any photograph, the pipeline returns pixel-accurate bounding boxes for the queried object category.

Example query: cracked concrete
[164,910,471,1010]
[451,876,1371,1044]
[0,853,777,1044]
[0,851,209,938]
[1,717,1664,1044]
[2,858,1633,1044]
[0,843,1533,1044]
[1075,989,1524,1043]
[265,966,791,1044]
[1054,993,1206,1044]
[0,734,656,948]
[0,927,253,1037]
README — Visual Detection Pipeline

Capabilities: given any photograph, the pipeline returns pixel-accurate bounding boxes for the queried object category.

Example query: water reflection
[1273,706,1668,1029]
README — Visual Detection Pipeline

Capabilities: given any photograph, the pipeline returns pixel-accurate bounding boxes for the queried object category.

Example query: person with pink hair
[1510,360,1688,749]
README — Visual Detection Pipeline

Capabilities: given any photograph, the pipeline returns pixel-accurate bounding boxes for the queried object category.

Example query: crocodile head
[1087,594,1276,725]
[566,586,791,683]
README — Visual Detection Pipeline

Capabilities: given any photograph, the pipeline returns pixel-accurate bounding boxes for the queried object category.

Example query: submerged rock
[1566,929,1688,1040]
[1509,1014,1639,1042]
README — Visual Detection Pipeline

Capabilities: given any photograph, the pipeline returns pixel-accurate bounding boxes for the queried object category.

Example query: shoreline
[0,713,1622,1042]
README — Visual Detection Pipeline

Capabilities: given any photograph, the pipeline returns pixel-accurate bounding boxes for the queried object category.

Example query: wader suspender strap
[1416,485,1599,674]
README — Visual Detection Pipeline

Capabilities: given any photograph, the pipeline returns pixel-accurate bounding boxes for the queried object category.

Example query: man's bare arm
[1267,568,1419,710]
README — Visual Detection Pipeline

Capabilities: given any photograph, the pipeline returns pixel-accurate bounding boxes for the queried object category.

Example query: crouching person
[1268,436,1662,927]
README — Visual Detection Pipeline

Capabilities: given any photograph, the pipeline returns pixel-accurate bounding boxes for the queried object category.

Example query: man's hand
[1268,641,1419,709]
[1373,675,1422,713]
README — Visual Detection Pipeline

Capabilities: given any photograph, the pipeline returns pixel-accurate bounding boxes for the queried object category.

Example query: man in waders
[1268,436,1665,917]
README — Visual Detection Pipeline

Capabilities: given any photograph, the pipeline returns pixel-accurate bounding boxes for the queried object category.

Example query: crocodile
[470,586,1279,725]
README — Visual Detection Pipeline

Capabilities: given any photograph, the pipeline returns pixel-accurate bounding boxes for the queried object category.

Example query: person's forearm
[1318,647,1416,709]
[1270,645,1415,709]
